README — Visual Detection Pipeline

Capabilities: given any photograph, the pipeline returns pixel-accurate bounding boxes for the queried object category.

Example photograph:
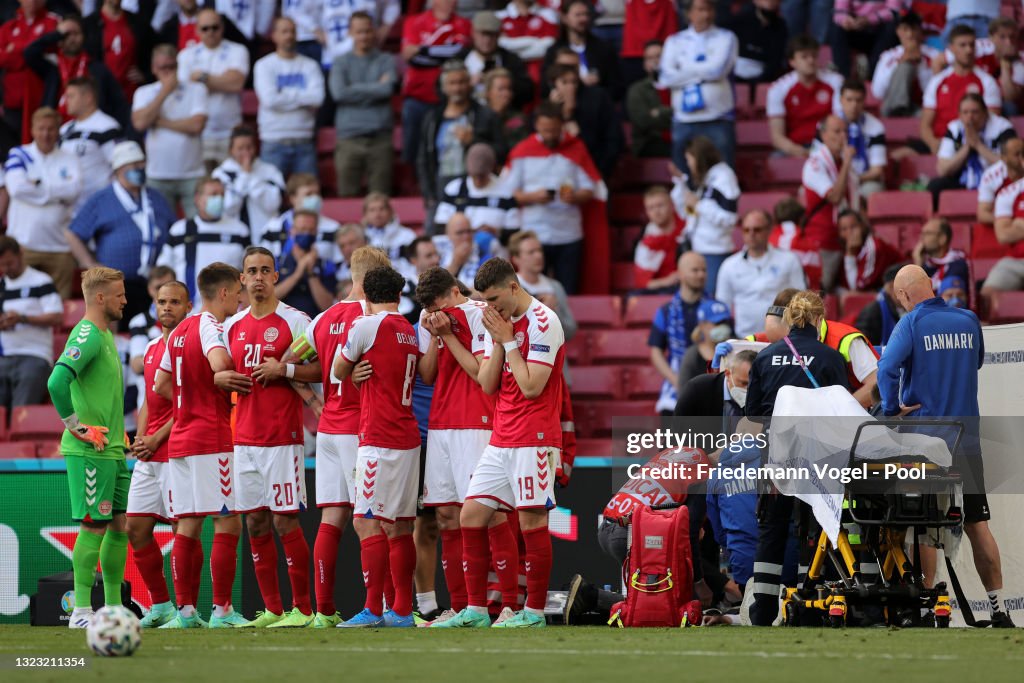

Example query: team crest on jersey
[264,327,279,342]
[515,332,525,346]
[816,90,829,104]
[64,346,81,361]
[98,500,112,515]
[966,83,980,94]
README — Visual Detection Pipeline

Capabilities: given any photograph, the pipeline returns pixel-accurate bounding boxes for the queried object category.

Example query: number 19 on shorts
[518,476,535,501]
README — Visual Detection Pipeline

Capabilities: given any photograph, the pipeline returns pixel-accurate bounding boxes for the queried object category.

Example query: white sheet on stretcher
[768,385,954,545]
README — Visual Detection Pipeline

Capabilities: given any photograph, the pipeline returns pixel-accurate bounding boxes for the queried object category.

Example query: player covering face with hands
[47,267,129,629]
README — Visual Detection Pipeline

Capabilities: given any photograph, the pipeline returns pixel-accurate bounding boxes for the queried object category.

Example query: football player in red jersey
[332,266,422,628]
[251,246,393,628]
[436,258,565,629]
[214,247,316,628]
[412,267,520,626]
[154,262,246,629]
[126,280,191,628]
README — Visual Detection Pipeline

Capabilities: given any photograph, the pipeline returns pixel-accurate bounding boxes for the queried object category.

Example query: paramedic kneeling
[877,264,1015,628]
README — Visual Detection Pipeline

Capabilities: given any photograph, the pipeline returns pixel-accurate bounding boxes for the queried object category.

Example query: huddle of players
[128,243,566,629]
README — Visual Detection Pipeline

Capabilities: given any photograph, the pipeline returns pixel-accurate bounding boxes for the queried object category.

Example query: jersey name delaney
[923,332,976,351]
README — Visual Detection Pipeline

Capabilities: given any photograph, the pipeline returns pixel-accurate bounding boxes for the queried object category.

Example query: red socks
[440,528,467,611]
[280,528,312,615]
[383,550,395,610]
[313,523,342,615]
[461,526,490,608]
[191,543,203,608]
[250,532,282,614]
[359,533,388,614]
[488,521,520,610]
[387,534,416,616]
[134,540,170,605]
[522,527,552,612]
[171,534,199,607]
[211,533,238,609]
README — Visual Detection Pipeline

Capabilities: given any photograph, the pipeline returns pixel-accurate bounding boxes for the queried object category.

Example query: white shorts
[126,460,171,521]
[315,432,358,508]
[168,452,236,517]
[234,444,307,514]
[423,429,492,506]
[465,445,559,511]
[354,445,420,523]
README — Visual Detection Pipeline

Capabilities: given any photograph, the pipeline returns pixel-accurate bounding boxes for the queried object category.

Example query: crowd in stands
[3,0,1024,442]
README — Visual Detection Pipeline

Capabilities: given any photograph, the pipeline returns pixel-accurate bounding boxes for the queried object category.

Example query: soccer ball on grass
[86,605,142,656]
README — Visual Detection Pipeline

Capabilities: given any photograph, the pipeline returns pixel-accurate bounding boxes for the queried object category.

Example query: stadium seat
[763,156,805,191]
[738,191,791,217]
[589,330,652,365]
[946,222,972,253]
[391,197,427,229]
[610,157,672,191]
[872,223,910,255]
[574,438,613,457]
[867,191,931,223]
[240,89,258,118]
[321,198,363,224]
[972,257,999,281]
[316,127,336,157]
[576,400,656,437]
[565,332,590,364]
[52,331,68,362]
[613,224,643,257]
[986,291,1024,324]
[62,299,86,331]
[611,262,637,293]
[36,441,61,458]
[622,365,665,400]
[609,193,646,226]
[896,155,938,184]
[824,294,839,321]
[751,82,770,117]
[568,295,622,328]
[840,292,876,323]
[569,366,623,399]
[318,159,338,197]
[937,190,978,221]
[0,406,6,440]
[970,223,1009,259]
[623,295,670,328]
[9,405,64,442]
[880,118,924,146]
[0,442,36,459]
[735,121,773,152]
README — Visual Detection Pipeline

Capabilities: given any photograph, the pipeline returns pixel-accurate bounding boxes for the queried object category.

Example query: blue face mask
[294,233,315,251]
[124,168,146,186]
[205,194,224,220]
[301,195,323,214]
[946,296,966,309]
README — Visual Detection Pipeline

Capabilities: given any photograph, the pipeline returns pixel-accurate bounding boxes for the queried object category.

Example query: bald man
[877,265,1014,628]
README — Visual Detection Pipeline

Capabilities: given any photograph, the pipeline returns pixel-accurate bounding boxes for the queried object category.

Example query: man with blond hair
[47,266,129,628]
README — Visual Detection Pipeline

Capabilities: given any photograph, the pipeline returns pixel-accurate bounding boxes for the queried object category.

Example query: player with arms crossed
[154,263,248,628]
[412,267,520,626]
[47,267,129,628]
[127,280,193,628]
[436,258,565,628]
[253,246,394,627]
[332,266,423,628]
[214,247,316,627]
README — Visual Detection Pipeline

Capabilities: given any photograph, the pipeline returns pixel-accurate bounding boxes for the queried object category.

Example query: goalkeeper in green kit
[47,267,130,628]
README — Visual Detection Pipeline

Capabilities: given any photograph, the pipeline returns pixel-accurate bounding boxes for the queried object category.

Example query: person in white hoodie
[362,192,417,262]
[670,135,740,297]
[4,107,82,297]
[253,16,325,178]
[213,125,285,244]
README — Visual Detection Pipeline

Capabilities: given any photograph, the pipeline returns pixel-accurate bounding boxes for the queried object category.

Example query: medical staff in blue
[877,264,1015,628]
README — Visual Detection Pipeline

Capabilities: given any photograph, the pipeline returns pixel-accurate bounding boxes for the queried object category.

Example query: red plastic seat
[318,158,338,198]
[62,299,86,331]
[937,190,979,221]
[614,225,643,256]
[611,157,672,191]
[36,441,62,458]
[0,406,6,440]
[752,82,770,117]
[735,121,773,150]
[738,191,792,217]
[574,438,613,457]
[867,191,932,223]
[568,295,622,329]
[390,197,427,228]
[9,405,64,442]
[569,366,623,400]
[576,400,655,438]
[763,156,805,191]
[623,365,666,400]
[0,442,36,459]
[321,198,364,224]
[589,330,652,365]
[609,193,646,226]
[623,295,671,328]
[240,89,258,118]
[316,127,336,156]
[986,291,1024,324]
[840,292,876,323]
[970,223,1009,259]
[871,223,910,256]
[897,155,938,184]
[52,331,68,361]
[564,332,590,365]
[611,263,637,293]
[880,118,924,146]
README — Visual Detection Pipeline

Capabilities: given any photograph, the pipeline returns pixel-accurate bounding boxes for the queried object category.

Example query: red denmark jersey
[417,300,494,431]
[142,336,173,463]
[766,70,843,146]
[923,67,1001,138]
[0,10,59,110]
[305,299,365,435]
[497,4,559,45]
[224,303,310,447]
[602,448,708,522]
[159,312,233,458]
[342,311,421,450]
[484,298,565,449]
[401,11,472,103]
[102,13,138,98]
[622,0,678,58]
[994,178,1024,258]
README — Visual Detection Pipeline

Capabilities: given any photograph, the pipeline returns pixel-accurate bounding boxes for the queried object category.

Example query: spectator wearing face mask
[156,175,249,301]
[674,348,756,420]
[275,208,337,316]
[938,274,969,309]
[912,217,972,307]
[676,298,734,389]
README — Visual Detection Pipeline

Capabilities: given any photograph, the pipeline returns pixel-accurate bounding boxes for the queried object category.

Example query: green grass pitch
[2,625,1023,682]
